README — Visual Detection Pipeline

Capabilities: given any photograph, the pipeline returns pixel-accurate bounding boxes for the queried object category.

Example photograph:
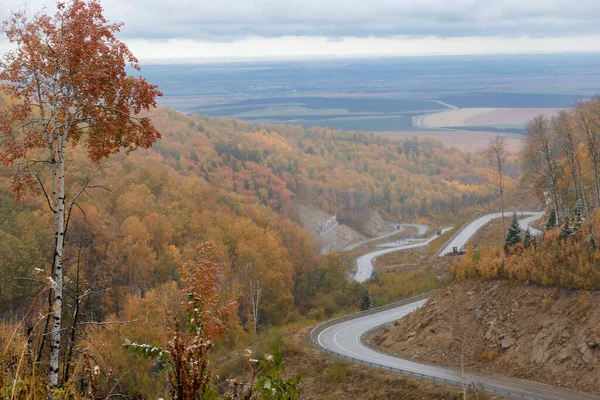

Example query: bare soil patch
[359,208,395,237]
[295,203,365,254]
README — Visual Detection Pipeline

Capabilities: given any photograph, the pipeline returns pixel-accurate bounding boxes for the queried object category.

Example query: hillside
[367,280,600,395]
[0,99,513,397]
[149,108,515,226]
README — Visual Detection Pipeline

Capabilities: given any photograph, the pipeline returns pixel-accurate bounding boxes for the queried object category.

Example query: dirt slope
[367,280,600,395]
[294,203,367,254]
[358,208,394,237]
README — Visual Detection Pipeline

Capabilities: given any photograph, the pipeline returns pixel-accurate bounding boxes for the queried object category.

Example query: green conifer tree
[546,208,557,231]
[361,292,373,311]
[523,228,535,248]
[559,217,573,240]
[573,198,587,232]
[504,213,521,252]
[588,229,596,252]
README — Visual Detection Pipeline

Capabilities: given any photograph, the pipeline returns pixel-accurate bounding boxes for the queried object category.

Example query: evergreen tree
[504,213,521,252]
[523,228,535,248]
[546,208,557,231]
[361,292,373,311]
[573,198,587,231]
[559,217,573,240]
[588,229,596,252]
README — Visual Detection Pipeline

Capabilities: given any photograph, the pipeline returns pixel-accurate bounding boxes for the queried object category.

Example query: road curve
[353,211,543,282]
[313,297,599,400]
[312,210,600,400]
[343,223,429,252]
[353,228,452,282]
[437,211,544,257]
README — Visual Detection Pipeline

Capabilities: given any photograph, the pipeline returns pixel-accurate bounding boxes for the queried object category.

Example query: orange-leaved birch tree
[0,0,161,387]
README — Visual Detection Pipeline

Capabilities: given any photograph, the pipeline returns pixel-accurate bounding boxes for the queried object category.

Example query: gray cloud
[2,0,600,41]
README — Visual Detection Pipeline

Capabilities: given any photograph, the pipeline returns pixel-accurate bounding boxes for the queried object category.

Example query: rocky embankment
[367,280,600,394]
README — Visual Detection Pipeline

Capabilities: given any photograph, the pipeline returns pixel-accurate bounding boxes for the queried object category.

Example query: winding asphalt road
[315,298,599,400]
[315,211,600,399]
[437,211,544,257]
[354,212,543,282]
[343,223,429,252]
[353,227,452,283]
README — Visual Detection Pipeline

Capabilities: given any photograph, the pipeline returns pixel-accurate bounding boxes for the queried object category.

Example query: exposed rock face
[366,280,600,395]
[295,203,365,254]
[358,208,393,237]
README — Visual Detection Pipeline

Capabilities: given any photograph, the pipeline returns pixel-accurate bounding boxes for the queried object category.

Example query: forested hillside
[451,97,600,289]
[0,101,514,319]
[0,100,513,396]
[150,108,517,224]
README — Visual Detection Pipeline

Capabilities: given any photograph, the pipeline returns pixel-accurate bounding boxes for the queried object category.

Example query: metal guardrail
[309,291,545,400]
[310,347,541,400]
[309,290,437,344]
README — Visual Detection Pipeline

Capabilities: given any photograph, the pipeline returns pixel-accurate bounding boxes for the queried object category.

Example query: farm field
[141,54,599,141]
[438,92,583,108]
[252,115,416,131]
[414,107,567,132]
[413,108,495,128]
[376,130,524,152]
[465,107,566,126]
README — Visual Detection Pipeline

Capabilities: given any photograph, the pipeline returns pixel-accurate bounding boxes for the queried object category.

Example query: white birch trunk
[249,281,262,335]
[49,134,65,387]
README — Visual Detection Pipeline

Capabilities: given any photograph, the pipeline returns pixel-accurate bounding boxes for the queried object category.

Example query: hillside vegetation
[365,99,600,399]
[151,108,516,224]
[0,96,512,397]
[451,97,600,290]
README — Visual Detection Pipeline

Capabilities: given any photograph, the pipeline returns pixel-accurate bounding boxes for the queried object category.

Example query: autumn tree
[484,134,507,238]
[553,111,586,211]
[523,116,561,221]
[573,98,600,207]
[0,0,161,387]
[247,281,262,335]
[124,242,237,399]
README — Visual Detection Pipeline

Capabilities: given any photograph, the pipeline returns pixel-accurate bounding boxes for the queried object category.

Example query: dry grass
[466,217,511,248]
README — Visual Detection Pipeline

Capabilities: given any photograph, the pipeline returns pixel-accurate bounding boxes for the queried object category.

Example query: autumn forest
[1,1,600,399]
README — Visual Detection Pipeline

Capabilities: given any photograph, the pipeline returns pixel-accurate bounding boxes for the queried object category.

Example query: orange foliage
[180,242,237,341]
[451,213,600,289]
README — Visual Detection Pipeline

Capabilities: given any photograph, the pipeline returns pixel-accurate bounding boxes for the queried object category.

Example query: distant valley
[140,54,599,150]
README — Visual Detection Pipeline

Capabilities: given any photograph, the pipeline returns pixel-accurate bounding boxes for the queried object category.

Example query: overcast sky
[1,0,600,62]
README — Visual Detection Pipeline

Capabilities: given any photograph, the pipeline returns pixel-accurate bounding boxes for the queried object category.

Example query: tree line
[451,98,600,290]
[522,97,600,224]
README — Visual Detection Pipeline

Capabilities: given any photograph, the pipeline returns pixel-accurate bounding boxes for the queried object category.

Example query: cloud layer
[2,0,600,41]
[2,0,600,61]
